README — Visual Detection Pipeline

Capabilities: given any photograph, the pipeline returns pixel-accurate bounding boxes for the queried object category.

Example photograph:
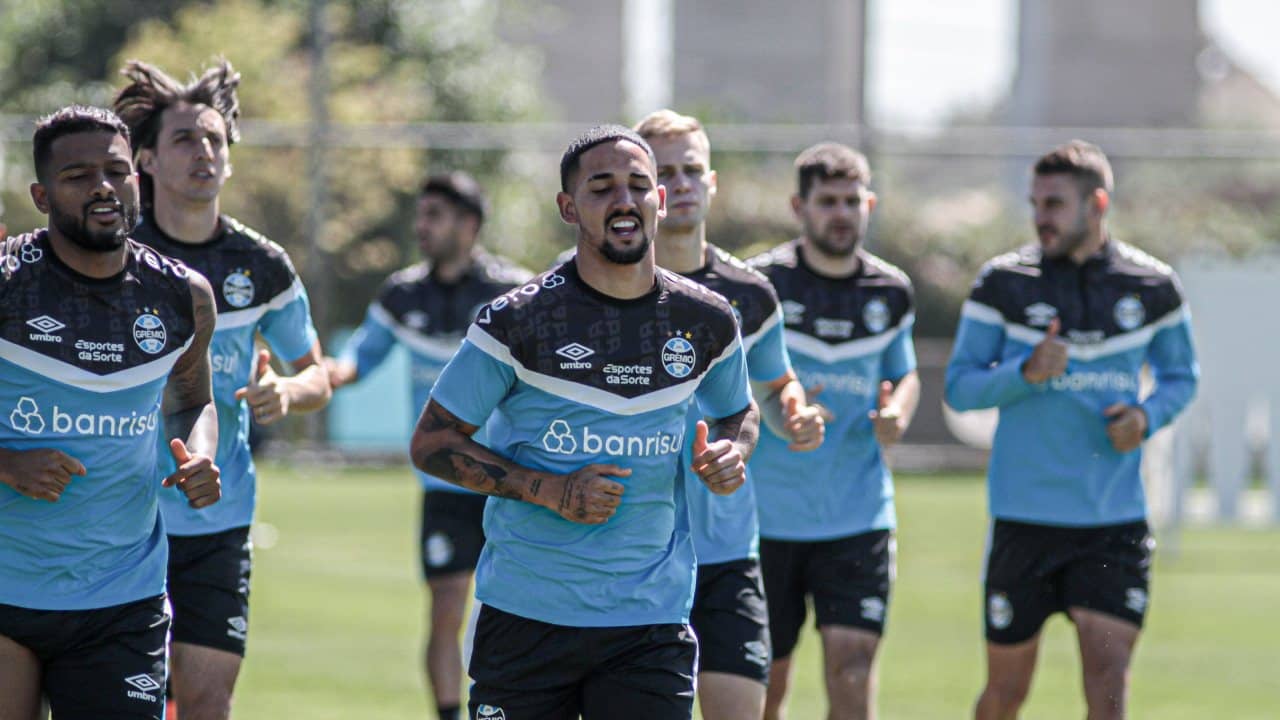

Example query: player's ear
[790,193,804,219]
[1092,188,1109,215]
[656,184,667,220]
[136,148,156,175]
[223,160,233,181]
[866,191,878,213]
[556,191,578,225]
[29,182,49,214]
[707,169,718,200]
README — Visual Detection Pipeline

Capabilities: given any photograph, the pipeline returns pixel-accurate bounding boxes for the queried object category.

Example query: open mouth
[608,215,641,239]
[86,203,122,224]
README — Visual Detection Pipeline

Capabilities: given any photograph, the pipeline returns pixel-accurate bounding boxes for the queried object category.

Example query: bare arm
[409,399,628,524]
[236,341,332,424]
[161,271,220,508]
[752,372,824,451]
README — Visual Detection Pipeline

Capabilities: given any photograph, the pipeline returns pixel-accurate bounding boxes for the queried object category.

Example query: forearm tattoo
[415,402,531,501]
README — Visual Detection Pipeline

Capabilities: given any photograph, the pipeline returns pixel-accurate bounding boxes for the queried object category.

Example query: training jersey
[339,250,531,492]
[0,232,197,610]
[430,260,751,627]
[133,214,318,536]
[747,241,916,541]
[679,244,790,565]
[945,241,1198,526]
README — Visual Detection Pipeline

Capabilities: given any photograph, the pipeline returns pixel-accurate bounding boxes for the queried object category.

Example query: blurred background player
[635,109,824,720]
[945,140,1198,720]
[1,105,220,720]
[324,171,531,720]
[748,143,919,720]
[411,125,759,719]
[114,59,331,720]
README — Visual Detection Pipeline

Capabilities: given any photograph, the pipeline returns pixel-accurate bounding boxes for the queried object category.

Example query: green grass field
[234,465,1280,718]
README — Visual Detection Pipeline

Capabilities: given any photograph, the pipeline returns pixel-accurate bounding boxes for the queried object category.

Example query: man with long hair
[114,60,331,720]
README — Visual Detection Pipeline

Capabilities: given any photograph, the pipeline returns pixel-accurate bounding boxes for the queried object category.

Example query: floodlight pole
[306,0,331,444]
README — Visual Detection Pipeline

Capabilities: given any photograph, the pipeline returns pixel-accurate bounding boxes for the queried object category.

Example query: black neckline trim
[39,230,129,286]
[564,259,663,307]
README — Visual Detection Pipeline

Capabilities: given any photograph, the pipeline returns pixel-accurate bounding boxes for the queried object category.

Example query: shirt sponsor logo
[8,396,159,437]
[661,335,696,379]
[222,269,255,309]
[555,342,595,370]
[133,313,167,354]
[781,300,806,325]
[26,315,65,343]
[20,242,43,266]
[403,310,429,330]
[75,339,126,364]
[1048,371,1139,393]
[211,350,241,378]
[124,673,161,703]
[988,592,1013,630]
[541,418,682,457]
[814,317,855,339]
[1024,302,1057,328]
[603,363,652,386]
[1114,295,1145,331]
[863,297,890,334]
[797,370,875,397]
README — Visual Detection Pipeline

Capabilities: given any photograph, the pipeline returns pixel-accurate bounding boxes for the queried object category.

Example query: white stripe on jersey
[215,277,307,331]
[962,300,1190,362]
[464,324,744,417]
[0,335,195,393]
[741,306,783,353]
[368,302,462,362]
[784,312,916,364]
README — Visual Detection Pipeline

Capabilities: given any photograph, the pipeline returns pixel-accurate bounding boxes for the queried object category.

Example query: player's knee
[978,678,1031,715]
[824,646,875,688]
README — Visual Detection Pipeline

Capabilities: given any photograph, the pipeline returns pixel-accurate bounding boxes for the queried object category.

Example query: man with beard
[635,109,825,720]
[747,143,920,720]
[411,125,759,720]
[325,172,531,720]
[0,105,221,720]
[113,59,330,720]
[946,141,1198,720]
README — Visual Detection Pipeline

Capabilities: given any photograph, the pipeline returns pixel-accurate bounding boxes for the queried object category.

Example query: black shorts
[420,490,487,579]
[468,604,697,720]
[760,529,895,660]
[689,558,770,683]
[984,519,1154,645]
[0,595,169,719]
[167,526,252,656]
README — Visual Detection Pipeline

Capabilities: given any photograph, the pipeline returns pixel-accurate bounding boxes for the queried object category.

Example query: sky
[868,0,1280,128]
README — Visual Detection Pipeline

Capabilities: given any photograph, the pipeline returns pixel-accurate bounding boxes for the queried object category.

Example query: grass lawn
[234,465,1280,718]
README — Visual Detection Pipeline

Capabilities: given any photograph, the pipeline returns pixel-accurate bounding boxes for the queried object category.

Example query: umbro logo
[27,315,65,333]
[1024,302,1057,328]
[556,343,594,361]
[27,315,66,343]
[124,673,161,702]
[556,342,594,370]
[125,674,161,692]
[227,616,248,640]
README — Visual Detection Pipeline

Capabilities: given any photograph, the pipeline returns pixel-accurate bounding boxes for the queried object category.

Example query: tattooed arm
[410,400,628,524]
[160,271,220,508]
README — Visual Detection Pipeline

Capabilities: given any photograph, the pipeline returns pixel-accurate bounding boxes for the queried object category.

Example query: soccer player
[635,109,824,720]
[325,172,531,720]
[748,143,920,720]
[113,60,331,719]
[410,125,759,720]
[0,105,220,720]
[945,141,1198,720]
